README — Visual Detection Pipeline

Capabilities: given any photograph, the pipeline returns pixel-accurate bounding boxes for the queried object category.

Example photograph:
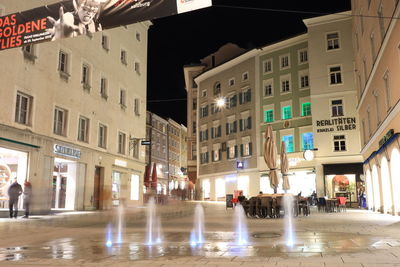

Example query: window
[82,63,90,89]
[263,80,273,97]
[282,106,292,120]
[101,35,109,50]
[300,73,309,88]
[327,32,340,50]
[227,145,237,159]
[211,125,221,139]
[54,107,67,136]
[280,54,290,69]
[241,142,252,157]
[15,92,32,125]
[228,78,235,87]
[100,77,108,99]
[98,124,107,148]
[134,98,140,116]
[118,132,126,154]
[212,147,221,162]
[239,116,251,131]
[226,121,237,135]
[302,133,314,150]
[192,98,197,110]
[331,99,344,117]
[301,102,311,116]
[282,135,294,153]
[298,49,308,64]
[134,61,140,74]
[333,135,346,152]
[192,121,196,134]
[191,143,197,160]
[200,152,209,164]
[136,31,141,41]
[202,90,207,97]
[242,72,249,81]
[120,49,127,65]
[281,78,290,93]
[227,94,237,109]
[213,82,221,95]
[264,109,274,123]
[200,105,208,118]
[263,59,273,73]
[78,116,89,142]
[58,50,69,74]
[22,44,36,61]
[383,71,391,110]
[239,88,251,104]
[199,129,208,142]
[131,138,139,159]
[329,66,342,85]
[120,89,126,108]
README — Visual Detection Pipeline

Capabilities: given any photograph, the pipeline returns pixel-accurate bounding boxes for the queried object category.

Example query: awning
[363,133,399,165]
[0,137,40,149]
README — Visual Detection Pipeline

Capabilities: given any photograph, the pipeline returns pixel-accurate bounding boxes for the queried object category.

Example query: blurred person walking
[22,181,33,218]
[8,178,22,218]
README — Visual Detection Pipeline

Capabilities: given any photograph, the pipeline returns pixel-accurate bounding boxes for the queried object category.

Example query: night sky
[147,0,352,126]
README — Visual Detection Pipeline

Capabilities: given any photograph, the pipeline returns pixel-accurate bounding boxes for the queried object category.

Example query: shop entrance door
[52,158,77,210]
[93,166,103,210]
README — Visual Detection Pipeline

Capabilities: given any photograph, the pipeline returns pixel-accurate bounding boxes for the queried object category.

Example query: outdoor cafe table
[326,198,337,212]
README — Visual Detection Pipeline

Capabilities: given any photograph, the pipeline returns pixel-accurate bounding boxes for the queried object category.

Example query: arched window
[213,82,221,95]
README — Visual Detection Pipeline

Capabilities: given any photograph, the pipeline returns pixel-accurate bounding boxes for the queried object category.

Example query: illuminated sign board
[0,0,212,51]
[315,117,357,133]
[53,144,81,159]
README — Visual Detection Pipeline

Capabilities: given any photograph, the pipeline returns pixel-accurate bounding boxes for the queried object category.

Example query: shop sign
[114,159,127,167]
[379,129,394,147]
[53,144,81,159]
[236,161,244,169]
[315,117,357,133]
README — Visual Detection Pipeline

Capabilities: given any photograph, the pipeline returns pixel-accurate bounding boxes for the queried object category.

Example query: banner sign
[315,117,357,133]
[0,0,212,51]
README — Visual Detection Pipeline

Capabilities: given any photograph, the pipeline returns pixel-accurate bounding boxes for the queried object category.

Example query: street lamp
[216,97,226,108]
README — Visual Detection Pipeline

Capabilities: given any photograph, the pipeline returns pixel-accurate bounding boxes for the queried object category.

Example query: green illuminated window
[264,109,274,123]
[302,102,311,116]
[282,135,294,153]
[282,106,292,120]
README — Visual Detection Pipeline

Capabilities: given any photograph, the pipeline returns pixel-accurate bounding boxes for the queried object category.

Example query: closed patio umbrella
[144,164,150,189]
[281,140,290,191]
[263,125,279,193]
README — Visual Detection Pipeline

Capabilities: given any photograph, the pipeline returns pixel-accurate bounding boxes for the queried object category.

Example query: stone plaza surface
[0,202,400,266]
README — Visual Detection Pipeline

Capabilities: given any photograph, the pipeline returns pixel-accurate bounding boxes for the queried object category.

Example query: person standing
[8,178,22,218]
[22,181,32,218]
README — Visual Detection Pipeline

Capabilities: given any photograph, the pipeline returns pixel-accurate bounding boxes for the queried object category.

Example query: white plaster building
[0,0,149,213]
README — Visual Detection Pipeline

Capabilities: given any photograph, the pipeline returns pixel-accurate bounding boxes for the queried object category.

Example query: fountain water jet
[233,203,248,245]
[105,223,113,247]
[146,197,162,245]
[283,194,295,247]
[190,203,205,246]
[116,204,124,244]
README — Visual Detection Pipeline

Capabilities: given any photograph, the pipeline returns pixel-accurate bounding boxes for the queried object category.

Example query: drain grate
[252,232,281,239]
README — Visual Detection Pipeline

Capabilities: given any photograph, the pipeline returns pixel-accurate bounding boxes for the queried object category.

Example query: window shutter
[233,95,237,107]
[205,129,208,140]
[219,149,222,161]
[226,123,229,135]
[247,90,251,102]
[211,128,215,139]
[211,104,214,114]
[234,121,237,132]
[218,125,221,137]
[248,117,252,129]
[211,150,214,162]
[235,145,238,158]
[240,144,244,157]
[206,152,209,163]
[205,105,209,116]
[239,119,244,131]
[226,147,230,159]
[249,142,252,155]
[239,92,243,104]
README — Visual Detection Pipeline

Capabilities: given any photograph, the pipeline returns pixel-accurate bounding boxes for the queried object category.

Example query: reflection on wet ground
[1,231,400,261]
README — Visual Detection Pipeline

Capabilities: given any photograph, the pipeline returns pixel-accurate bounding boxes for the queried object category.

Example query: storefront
[323,163,363,206]
[0,146,29,209]
[260,170,316,196]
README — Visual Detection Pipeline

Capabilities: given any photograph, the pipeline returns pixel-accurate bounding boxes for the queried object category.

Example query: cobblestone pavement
[0,202,400,266]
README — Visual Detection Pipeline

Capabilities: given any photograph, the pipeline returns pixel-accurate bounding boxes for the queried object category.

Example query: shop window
[215,178,225,198]
[131,174,139,201]
[15,92,32,125]
[112,171,121,206]
[301,102,311,116]
[302,132,314,150]
[282,135,294,153]
[264,109,274,123]
[333,135,346,151]
[202,179,210,199]
[282,106,292,120]
[53,107,68,136]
